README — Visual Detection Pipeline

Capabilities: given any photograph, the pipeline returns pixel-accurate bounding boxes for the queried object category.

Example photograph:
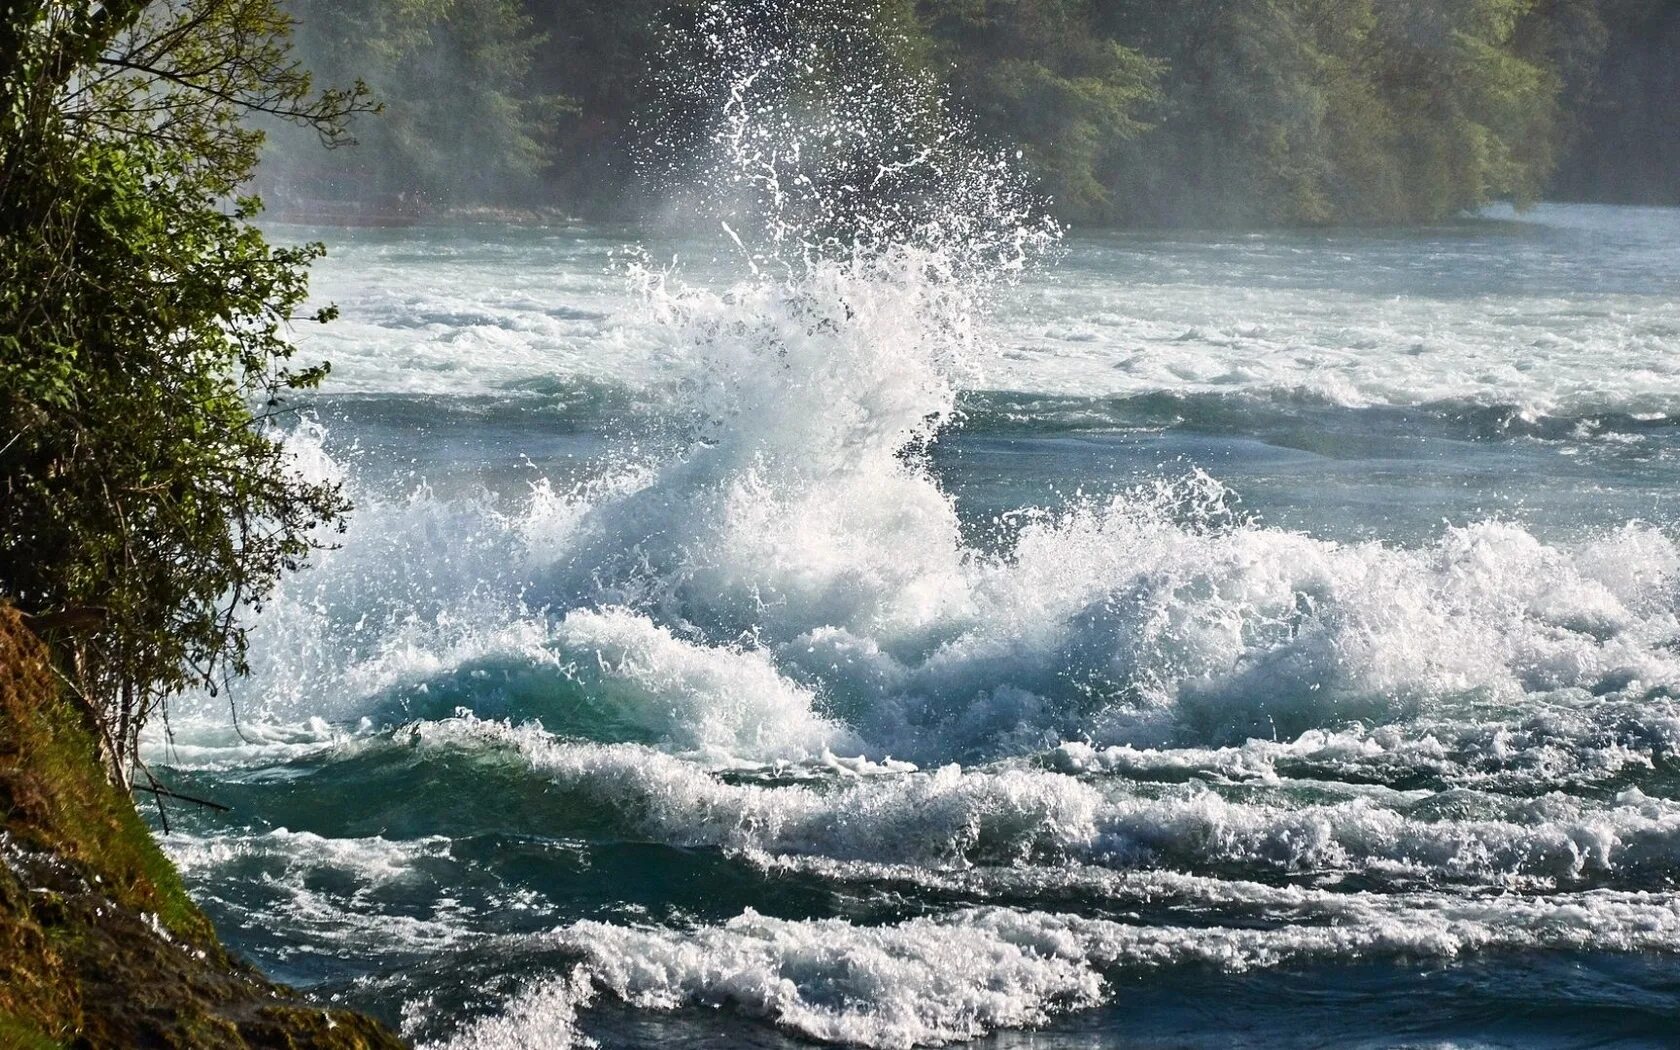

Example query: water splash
[645,1,1057,277]
[188,1,1680,771]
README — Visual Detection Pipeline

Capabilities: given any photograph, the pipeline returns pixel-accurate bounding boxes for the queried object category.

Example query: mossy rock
[0,606,404,1049]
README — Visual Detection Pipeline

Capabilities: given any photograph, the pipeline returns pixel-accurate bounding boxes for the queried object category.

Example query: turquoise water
[149,204,1680,1048]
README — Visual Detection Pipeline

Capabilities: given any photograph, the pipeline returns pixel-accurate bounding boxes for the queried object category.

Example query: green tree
[1370,0,1566,219]
[524,0,694,215]
[1095,0,1578,226]
[0,1,364,782]
[264,0,562,205]
[1548,0,1679,204]
[920,0,1162,221]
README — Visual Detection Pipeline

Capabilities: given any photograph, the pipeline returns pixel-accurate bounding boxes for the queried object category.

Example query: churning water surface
[134,11,1680,1044]
[140,201,1680,1049]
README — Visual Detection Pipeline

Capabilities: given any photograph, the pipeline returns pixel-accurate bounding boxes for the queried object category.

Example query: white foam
[209,407,1680,775]
[416,967,598,1050]
[160,829,482,953]
[987,274,1680,417]
[288,207,1680,421]
[411,719,1680,888]
[553,908,1102,1048]
[465,893,1680,1049]
[164,827,449,883]
[1046,693,1680,790]
[551,607,856,762]
[145,715,360,772]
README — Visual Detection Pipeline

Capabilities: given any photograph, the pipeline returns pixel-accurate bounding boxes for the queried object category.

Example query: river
[152,202,1680,1049]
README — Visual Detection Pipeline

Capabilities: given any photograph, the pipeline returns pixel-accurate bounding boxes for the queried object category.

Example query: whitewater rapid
[294,206,1680,421]
[146,7,1680,1046]
[139,204,1680,1048]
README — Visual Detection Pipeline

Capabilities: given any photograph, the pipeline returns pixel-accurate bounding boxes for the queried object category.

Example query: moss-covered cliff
[0,606,404,1049]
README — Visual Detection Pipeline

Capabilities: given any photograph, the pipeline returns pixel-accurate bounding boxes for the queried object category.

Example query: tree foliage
[1547,0,1680,205]
[921,0,1162,222]
[1092,0,1576,225]
[261,0,1679,225]
[263,0,563,205]
[523,0,697,216]
[0,1,362,781]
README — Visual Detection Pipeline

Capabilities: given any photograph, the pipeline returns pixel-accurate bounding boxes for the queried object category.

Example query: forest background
[263,0,1680,227]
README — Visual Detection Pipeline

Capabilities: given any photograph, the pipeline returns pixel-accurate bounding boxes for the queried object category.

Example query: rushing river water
[143,201,1680,1049]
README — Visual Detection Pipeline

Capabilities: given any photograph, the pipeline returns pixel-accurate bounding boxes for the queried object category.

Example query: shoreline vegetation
[260,0,1680,229]
[0,607,403,1048]
[0,2,394,1044]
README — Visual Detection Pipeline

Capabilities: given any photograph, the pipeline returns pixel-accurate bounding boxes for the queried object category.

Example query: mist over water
[151,5,1680,1048]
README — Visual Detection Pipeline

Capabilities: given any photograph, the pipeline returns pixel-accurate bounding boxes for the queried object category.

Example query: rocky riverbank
[0,606,403,1049]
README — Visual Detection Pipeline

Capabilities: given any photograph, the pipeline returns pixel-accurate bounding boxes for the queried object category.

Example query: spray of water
[197,0,1680,770]
[511,0,1078,736]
